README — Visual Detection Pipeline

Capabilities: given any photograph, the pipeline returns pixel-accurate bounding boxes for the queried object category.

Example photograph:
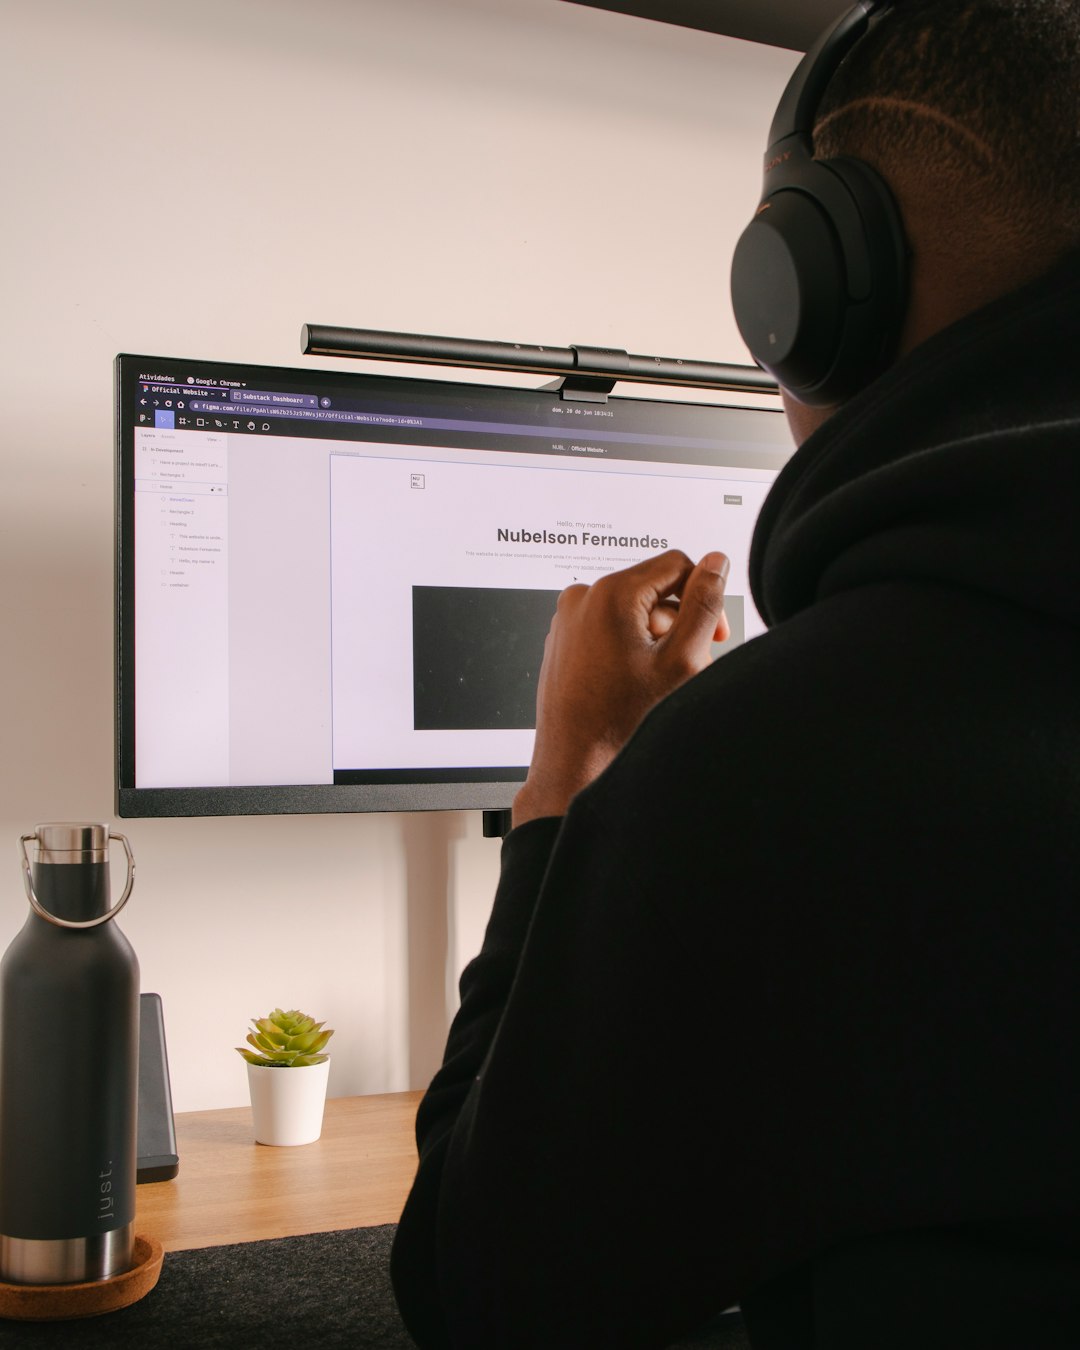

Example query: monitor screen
[116,353,793,817]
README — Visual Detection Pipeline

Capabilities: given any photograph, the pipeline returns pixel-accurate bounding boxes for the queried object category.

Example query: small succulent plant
[236,1008,334,1067]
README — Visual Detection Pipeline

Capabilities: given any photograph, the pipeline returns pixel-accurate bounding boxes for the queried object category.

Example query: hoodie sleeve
[387,724,765,1350]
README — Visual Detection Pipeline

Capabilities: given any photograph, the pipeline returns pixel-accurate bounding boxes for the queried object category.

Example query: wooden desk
[135,1091,423,1253]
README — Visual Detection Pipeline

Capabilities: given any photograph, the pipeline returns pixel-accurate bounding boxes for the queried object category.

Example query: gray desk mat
[0,1225,750,1349]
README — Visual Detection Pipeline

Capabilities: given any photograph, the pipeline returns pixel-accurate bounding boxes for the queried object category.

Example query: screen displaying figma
[116,354,793,817]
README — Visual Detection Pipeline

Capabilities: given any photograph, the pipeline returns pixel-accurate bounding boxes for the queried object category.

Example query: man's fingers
[663,551,730,655]
[609,548,695,607]
[647,598,679,638]
[559,547,729,655]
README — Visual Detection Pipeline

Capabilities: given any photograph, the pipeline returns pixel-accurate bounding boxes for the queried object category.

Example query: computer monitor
[115,353,793,817]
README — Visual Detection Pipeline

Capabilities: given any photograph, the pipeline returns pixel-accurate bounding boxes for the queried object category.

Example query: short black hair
[814,0,1080,245]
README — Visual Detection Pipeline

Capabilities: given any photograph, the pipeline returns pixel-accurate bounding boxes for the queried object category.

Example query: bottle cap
[19,828,135,928]
[32,824,110,865]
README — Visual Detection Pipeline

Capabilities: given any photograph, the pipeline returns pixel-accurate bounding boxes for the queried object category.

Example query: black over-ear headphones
[730,0,909,406]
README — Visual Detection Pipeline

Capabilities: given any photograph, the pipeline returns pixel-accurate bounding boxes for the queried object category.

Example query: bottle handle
[18,832,136,930]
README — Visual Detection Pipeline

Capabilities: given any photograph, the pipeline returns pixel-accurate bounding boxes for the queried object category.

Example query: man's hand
[512,549,730,828]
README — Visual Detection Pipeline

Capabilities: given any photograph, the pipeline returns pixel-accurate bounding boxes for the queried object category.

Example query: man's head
[765,0,1080,441]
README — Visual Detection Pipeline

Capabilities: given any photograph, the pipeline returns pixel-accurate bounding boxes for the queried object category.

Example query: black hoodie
[391,250,1080,1350]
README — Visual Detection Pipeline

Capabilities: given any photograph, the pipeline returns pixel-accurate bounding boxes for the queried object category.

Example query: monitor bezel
[116,352,787,819]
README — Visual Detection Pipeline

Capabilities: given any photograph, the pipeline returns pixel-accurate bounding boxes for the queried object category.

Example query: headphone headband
[766,2,889,156]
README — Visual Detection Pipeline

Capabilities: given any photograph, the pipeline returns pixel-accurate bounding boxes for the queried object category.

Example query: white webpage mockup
[134,427,777,789]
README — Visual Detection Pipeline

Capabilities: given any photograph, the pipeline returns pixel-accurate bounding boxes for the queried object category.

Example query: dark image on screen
[412,586,560,731]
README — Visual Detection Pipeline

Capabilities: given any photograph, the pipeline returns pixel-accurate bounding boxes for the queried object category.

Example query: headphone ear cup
[731,156,908,405]
[731,190,849,394]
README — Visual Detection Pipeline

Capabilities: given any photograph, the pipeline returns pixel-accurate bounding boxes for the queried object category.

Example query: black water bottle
[0,824,139,1284]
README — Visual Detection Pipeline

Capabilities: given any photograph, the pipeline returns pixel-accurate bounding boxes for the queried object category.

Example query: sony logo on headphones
[763,150,793,174]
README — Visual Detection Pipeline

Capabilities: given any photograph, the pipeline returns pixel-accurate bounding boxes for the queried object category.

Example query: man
[392,2,1080,1346]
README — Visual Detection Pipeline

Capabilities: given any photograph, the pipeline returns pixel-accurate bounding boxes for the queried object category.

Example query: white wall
[0,0,797,1111]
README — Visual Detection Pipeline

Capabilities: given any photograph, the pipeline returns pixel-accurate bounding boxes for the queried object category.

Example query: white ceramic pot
[246,1059,330,1146]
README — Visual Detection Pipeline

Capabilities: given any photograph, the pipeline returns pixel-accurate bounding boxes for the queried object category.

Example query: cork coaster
[0,1234,164,1321]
